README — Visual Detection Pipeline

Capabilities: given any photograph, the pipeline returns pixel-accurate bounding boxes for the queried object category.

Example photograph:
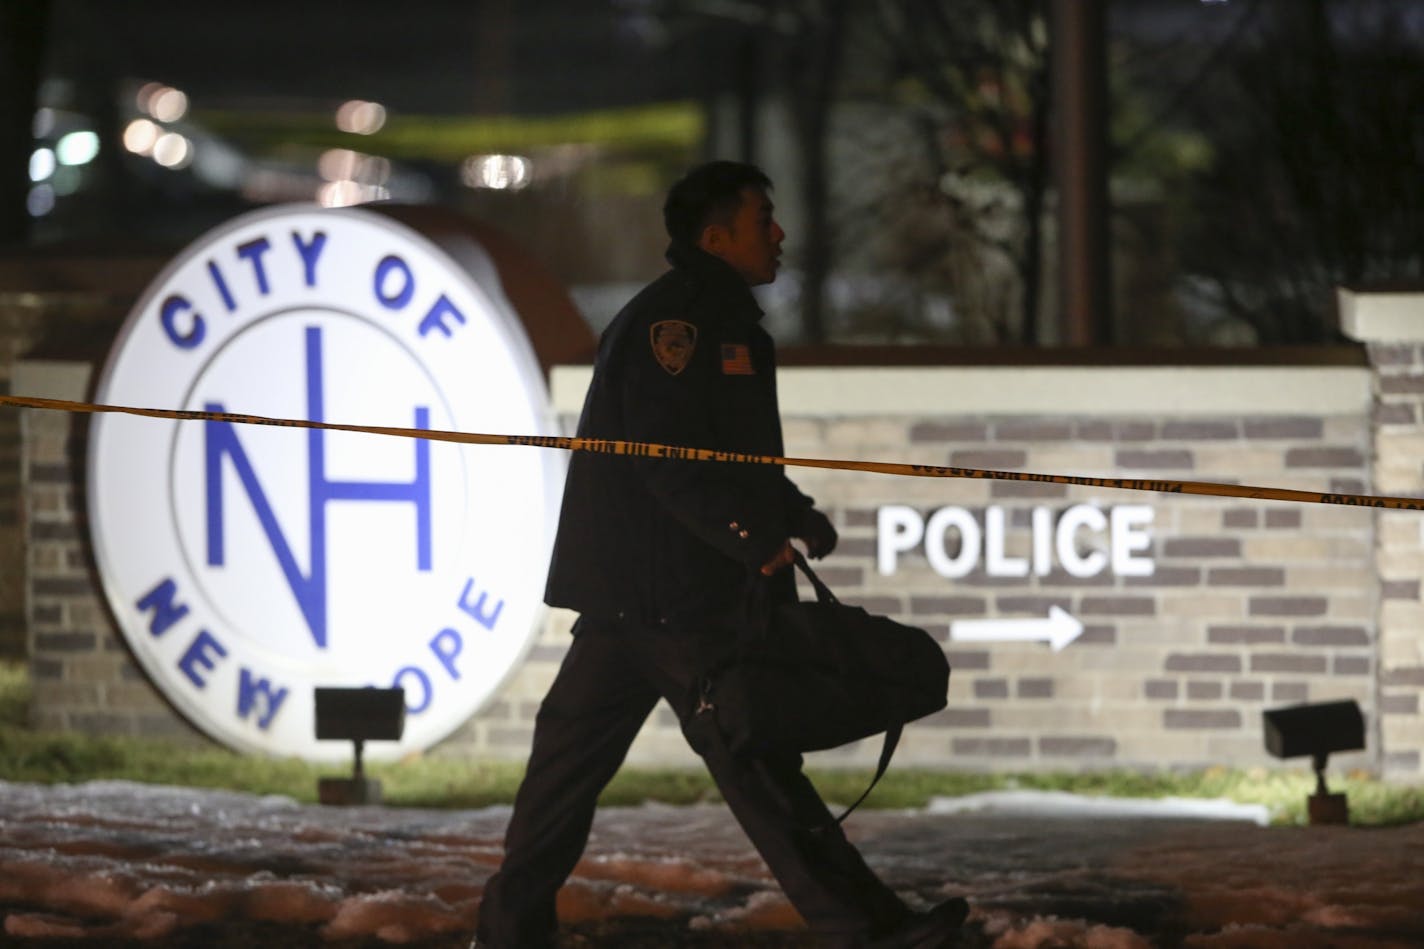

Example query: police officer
[474,161,968,948]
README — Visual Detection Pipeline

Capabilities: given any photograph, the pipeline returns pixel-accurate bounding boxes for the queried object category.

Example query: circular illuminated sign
[89,205,561,761]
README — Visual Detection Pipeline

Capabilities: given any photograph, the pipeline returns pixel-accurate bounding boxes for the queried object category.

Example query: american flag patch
[721,343,754,375]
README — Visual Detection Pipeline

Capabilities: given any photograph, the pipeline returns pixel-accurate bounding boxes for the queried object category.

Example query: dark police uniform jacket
[544,241,815,626]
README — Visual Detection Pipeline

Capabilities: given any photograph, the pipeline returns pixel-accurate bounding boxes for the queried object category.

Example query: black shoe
[866,896,970,949]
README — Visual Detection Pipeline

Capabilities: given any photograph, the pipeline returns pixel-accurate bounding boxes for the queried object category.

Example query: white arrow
[949,606,1084,652]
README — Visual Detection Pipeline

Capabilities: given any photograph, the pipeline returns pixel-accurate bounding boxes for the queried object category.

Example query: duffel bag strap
[821,722,902,830]
[790,550,901,827]
[791,549,837,605]
[741,547,834,638]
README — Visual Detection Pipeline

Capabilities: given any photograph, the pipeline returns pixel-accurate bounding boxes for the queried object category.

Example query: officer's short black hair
[663,161,772,247]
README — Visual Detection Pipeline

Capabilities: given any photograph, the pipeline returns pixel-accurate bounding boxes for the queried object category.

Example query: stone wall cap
[1339,288,1424,342]
[551,363,1370,418]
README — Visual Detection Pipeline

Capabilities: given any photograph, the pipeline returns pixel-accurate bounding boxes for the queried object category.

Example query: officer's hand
[760,540,795,576]
[794,507,838,560]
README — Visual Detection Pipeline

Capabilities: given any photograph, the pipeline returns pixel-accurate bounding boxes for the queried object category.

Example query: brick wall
[454,361,1386,774]
[2,276,155,660]
[16,362,207,742]
[1341,289,1424,779]
[777,407,1374,772]
[2,304,35,658]
[0,299,47,659]
[20,311,1424,777]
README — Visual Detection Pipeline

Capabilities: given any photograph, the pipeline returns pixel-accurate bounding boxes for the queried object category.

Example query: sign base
[1307,791,1349,826]
[318,776,383,806]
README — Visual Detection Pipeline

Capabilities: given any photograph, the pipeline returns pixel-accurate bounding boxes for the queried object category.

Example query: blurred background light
[316,179,390,207]
[31,107,55,138]
[461,154,531,190]
[335,100,386,135]
[55,130,99,166]
[28,148,55,183]
[152,132,193,169]
[134,81,164,113]
[136,81,189,122]
[317,148,391,184]
[150,87,189,122]
[123,118,160,155]
[26,184,55,217]
[50,167,82,197]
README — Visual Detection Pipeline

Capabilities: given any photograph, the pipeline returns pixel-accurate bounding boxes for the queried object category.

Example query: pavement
[2,780,1423,947]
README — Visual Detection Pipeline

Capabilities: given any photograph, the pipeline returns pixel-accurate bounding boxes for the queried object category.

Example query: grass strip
[4,722,1422,826]
[3,663,1421,825]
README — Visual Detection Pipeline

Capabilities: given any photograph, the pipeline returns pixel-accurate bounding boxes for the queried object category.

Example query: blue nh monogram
[204,326,432,648]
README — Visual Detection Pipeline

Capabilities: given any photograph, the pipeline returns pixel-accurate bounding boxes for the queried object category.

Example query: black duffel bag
[687,551,950,821]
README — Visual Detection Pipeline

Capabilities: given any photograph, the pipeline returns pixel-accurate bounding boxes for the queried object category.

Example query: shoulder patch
[650,320,697,375]
[721,343,754,375]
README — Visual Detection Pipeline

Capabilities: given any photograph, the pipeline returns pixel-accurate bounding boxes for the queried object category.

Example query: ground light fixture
[1262,699,1365,825]
[314,687,406,805]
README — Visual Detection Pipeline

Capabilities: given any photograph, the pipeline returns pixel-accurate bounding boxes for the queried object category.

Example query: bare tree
[1177,0,1424,343]
[625,1,1072,346]
[779,0,850,343]
[872,0,1053,345]
[618,0,852,342]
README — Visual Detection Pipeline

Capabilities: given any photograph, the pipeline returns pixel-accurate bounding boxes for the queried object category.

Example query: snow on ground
[2,779,1422,947]
[924,790,1271,824]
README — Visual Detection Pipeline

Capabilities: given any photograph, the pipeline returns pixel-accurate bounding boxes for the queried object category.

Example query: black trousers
[476,613,908,947]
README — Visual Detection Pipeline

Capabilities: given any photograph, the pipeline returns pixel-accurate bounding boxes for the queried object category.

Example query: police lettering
[877,503,1154,579]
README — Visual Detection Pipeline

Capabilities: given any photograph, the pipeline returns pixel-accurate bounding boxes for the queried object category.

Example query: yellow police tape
[3,393,1421,511]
